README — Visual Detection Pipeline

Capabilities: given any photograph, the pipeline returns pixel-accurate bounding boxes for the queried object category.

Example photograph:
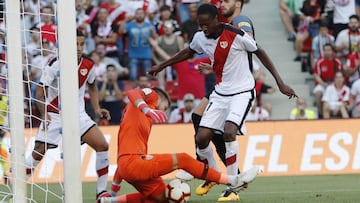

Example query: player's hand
[97,108,111,120]
[144,109,168,123]
[198,62,213,75]
[148,65,162,77]
[278,84,298,99]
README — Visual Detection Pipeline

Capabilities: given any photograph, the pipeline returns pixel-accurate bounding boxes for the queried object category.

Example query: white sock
[96,151,109,194]
[25,155,40,179]
[196,145,219,171]
[225,141,239,176]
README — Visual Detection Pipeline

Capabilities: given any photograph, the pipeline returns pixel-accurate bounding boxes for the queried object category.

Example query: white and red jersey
[322,83,350,105]
[246,107,270,121]
[350,79,360,105]
[40,56,96,114]
[190,24,258,95]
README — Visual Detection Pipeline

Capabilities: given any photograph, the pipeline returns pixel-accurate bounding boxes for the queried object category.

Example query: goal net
[1,0,82,202]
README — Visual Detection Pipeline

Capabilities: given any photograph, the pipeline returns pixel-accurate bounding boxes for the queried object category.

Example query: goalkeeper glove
[138,101,168,123]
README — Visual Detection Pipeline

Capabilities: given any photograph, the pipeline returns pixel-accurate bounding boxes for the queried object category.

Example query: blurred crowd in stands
[0,0,359,129]
[280,0,360,119]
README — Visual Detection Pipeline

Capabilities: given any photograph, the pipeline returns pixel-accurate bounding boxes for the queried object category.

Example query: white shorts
[35,112,96,147]
[199,89,255,135]
[313,84,325,94]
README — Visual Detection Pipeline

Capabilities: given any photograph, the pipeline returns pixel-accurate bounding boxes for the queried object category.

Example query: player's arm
[88,81,111,120]
[127,88,167,123]
[148,47,196,76]
[253,45,297,99]
[35,84,47,120]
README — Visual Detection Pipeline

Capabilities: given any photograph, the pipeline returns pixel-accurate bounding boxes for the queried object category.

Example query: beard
[222,7,235,18]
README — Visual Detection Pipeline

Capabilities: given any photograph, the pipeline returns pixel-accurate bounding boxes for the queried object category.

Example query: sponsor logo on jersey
[220,41,228,49]
[80,68,88,76]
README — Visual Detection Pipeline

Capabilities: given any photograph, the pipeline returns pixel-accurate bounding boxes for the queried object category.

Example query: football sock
[191,113,201,132]
[96,151,109,194]
[196,145,219,171]
[176,153,234,185]
[25,155,40,179]
[225,141,239,176]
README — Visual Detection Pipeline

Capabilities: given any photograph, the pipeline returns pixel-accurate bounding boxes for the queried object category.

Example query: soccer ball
[166,179,191,203]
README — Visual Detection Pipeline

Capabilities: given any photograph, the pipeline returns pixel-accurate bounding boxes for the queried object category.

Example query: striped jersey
[190,24,258,95]
[40,56,96,114]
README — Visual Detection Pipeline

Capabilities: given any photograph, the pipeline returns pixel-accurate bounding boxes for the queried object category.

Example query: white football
[166,179,191,203]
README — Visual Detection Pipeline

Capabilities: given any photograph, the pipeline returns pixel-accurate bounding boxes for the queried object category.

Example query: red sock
[176,153,226,184]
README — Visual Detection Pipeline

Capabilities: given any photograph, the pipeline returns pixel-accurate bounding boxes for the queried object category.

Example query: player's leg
[100,177,167,203]
[82,124,110,198]
[25,113,61,178]
[218,91,255,201]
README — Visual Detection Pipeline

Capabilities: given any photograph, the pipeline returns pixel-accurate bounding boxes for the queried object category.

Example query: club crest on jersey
[220,41,228,49]
[80,68,88,76]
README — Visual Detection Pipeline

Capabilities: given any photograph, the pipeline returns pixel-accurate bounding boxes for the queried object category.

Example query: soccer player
[25,30,112,201]
[100,87,260,203]
[149,3,296,201]
[180,1,294,201]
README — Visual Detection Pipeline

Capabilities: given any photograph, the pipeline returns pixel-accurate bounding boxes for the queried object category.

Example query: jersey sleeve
[232,15,253,34]
[189,32,205,54]
[87,68,97,85]
[40,60,58,87]
[127,88,159,109]
[239,32,258,52]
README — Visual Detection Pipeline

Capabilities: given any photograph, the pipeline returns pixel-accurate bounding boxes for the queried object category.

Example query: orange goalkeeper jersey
[117,88,159,156]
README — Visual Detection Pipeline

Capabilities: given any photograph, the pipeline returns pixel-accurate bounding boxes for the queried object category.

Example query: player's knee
[95,141,109,152]
[195,133,210,148]
[223,130,236,142]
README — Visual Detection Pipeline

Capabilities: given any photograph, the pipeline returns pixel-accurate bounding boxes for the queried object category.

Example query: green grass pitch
[0,174,360,203]
[1,174,359,202]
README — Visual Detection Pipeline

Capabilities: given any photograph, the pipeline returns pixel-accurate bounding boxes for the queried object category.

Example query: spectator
[322,71,350,118]
[311,21,335,68]
[325,0,356,38]
[29,39,56,101]
[123,0,159,21]
[345,40,360,86]
[154,5,181,36]
[181,3,199,46]
[135,75,151,89]
[26,26,42,59]
[91,7,119,60]
[89,50,107,82]
[95,42,129,78]
[294,0,322,61]
[349,78,360,117]
[289,97,316,119]
[335,14,360,63]
[151,21,184,89]
[177,0,201,24]
[98,64,125,125]
[254,64,277,116]
[246,100,270,121]
[279,0,304,41]
[313,43,343,117]
[168,93,195,123]
[125,8,157,81]
[99,0,127,62]
[39,6,57,46]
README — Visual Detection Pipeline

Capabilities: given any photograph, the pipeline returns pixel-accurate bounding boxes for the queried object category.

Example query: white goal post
[5,0,83,202]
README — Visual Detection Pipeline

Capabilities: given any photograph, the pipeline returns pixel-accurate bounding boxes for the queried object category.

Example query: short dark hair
[77,29,85,37]
[159,5,171,12]
[197,3,218,19]
[349,14,360,21]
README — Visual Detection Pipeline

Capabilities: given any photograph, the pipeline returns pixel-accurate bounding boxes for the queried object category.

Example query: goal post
[5,0,26,202]
[57,0,83,201]
[4,0,83,202]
